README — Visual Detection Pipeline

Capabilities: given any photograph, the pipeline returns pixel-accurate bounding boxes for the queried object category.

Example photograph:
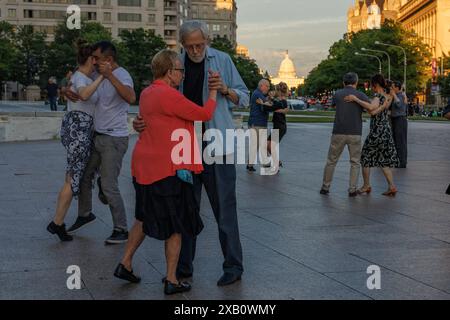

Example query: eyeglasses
[173,68,185,74]
[183,43,206,52]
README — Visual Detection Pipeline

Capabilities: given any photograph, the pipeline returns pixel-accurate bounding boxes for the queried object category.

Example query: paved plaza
[0,121,449,300]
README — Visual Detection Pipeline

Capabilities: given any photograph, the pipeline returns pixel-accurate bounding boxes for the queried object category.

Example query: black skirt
[133,176,203,241]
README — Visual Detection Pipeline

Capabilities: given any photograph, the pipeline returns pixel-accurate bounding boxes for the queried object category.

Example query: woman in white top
[47,40,104,241]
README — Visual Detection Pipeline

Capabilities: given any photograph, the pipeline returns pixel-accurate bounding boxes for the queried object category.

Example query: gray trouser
[391,116,408,167]
[248,125,268,166]
[78,134,129,231]
[322,134,362,193]
[178,154,244,277]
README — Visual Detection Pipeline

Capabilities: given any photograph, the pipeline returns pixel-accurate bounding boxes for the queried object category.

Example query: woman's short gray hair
[179,20,209,43]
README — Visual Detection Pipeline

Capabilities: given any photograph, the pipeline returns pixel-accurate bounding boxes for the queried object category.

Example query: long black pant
[392,116,408,168]
[177,157,244,277]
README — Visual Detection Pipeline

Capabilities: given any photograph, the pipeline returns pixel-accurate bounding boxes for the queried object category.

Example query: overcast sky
[236,0,351,77]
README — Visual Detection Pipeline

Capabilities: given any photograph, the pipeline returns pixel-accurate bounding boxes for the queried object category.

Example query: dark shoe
[164,280,191,295]
[105,229,128,244]
[446,184,450,195]
[348,191,358,197]
[246,165,256,173]
[161,271,193,283]
[47,222,73,242]
[114,263,141,283]
[67,213,96,235]
[320,189,329,195]
[357,186,372,195]
[217,273,241,287]
[97,177,108,205]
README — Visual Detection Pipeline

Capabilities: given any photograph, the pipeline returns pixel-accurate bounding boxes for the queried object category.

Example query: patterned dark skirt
[60,111,94,196]
[134,176,204,241]
[361,110,400,168]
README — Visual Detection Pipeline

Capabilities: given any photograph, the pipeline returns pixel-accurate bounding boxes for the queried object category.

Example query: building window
[24,9,33,18]
[148,0,155,7]
[103,12,111,21]
[213,24,220,32]
[148,14,155,23]
[81,12,97,20]
[74,0,97,4]
[8,9,16,18]
[118,13,141,22]
[118,0,141,6]
[104,0,111,5]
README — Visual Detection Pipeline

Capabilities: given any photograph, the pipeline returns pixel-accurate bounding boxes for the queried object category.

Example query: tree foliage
[304,20,432,97]
[210,36,263,91]
[13,25,47,87]
[0,21,18,98]
[118,28,167,99]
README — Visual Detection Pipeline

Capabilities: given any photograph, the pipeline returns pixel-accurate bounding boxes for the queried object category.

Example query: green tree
[118,28,167,100]
[0,21,18,99]
[45,21,113,85]
[304,20,432,97]
[211,36,263,91]
[13,25,47,87]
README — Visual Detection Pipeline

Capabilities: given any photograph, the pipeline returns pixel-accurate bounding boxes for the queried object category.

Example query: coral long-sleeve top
[131,80,216,185]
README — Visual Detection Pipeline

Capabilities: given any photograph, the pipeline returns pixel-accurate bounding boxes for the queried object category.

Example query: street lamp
[355,52,382,75]
[361,47,391,80]
[375,41,407,94]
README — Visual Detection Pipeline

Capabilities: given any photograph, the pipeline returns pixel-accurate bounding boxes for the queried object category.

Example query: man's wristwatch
[222,87,231,96]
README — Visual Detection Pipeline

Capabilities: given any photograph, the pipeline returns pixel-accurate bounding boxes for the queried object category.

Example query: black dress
[265,99,287,142]
[361,94,400,168]
[133,176,204,241]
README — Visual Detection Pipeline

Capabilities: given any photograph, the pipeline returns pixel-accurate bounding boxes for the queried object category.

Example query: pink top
[132,80,216,185]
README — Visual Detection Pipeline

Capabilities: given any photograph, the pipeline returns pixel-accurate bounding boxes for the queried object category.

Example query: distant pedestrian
[46,77,59,111]
[247,79,271,172]
[390,81,408,168]
[443,101,450,195]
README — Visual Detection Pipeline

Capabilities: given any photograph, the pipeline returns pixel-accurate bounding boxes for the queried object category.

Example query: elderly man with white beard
[114,20,249,287]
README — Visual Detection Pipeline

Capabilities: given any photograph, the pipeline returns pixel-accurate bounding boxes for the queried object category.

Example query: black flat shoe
[114,263,141,283]
[47,222,73,242]
[348,191,358,198]
[319,189,329,195]
[164,280,191,295]
[217,272,241,287]
[67,213,96,234]
[246,165,256,173]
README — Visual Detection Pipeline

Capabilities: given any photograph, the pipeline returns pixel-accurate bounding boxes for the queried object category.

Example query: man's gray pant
[322,134,362,193]
[78,134,128,231]
[178,155,244,277]
[392,116,408,168]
